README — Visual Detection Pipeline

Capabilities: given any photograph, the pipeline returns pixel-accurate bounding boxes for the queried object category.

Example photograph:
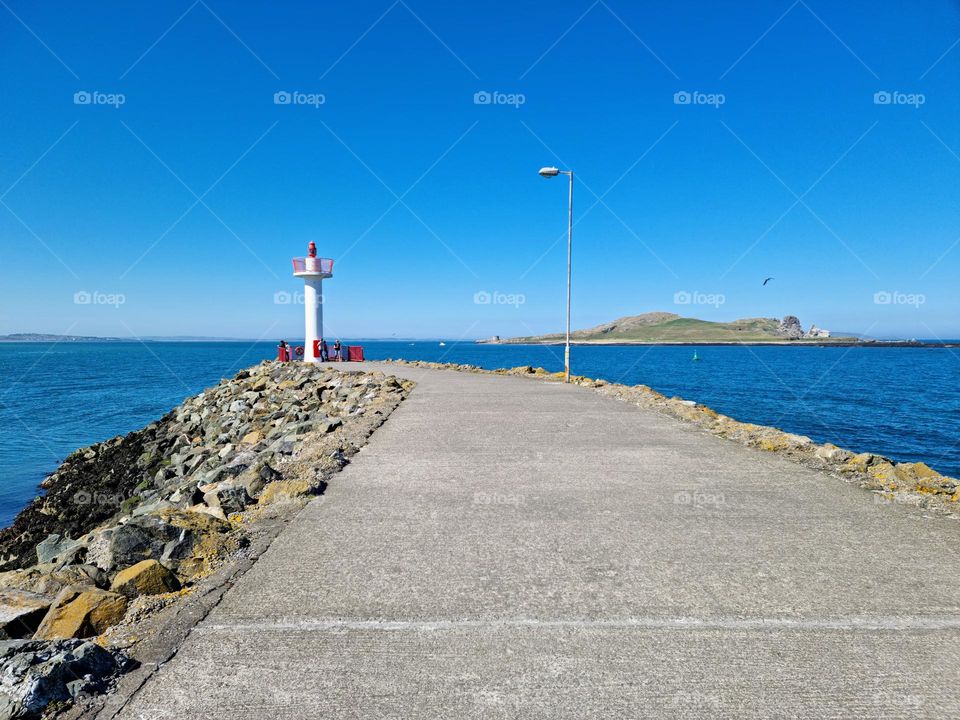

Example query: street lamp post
[539,166,573,382]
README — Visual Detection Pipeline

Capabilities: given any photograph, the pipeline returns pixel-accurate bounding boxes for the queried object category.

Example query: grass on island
[580,317,783,342]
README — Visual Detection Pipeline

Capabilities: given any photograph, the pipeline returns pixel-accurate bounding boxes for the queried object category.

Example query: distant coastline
[3,334,958,348]
[0,334,439,343]
[0,333,132,343]
[0,334,259,343]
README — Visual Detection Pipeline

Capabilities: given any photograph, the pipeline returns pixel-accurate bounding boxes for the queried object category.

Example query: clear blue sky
[2,0,958,340]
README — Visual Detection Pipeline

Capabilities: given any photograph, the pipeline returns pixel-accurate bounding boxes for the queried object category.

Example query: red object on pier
[277,345,289,361]
[347,346,364,362]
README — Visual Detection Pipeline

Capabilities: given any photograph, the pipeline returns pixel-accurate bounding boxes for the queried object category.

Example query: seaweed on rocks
[0,428,158,571]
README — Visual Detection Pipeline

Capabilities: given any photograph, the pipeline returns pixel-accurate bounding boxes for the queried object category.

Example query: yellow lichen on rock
[241,430,265,445]
[895,462,940,481]
[841,453,875,475]
[154,510,238,581]
[867,460,899,484]
[894,462,958,496]
[258,479,314,506]
[177,534,238,580]
[110,560,181,598]
[34,586,128,639]
[758,436,789,452]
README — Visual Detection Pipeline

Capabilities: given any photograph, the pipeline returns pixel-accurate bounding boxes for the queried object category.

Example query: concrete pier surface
[113,363,960,719]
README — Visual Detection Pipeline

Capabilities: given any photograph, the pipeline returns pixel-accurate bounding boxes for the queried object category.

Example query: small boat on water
[692,351,701,362]
[439,342,446,346]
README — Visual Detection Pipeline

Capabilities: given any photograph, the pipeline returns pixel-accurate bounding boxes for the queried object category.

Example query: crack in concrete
[196,616,960,633]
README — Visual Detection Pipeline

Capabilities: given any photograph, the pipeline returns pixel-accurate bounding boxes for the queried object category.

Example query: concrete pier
[114,363,960,719]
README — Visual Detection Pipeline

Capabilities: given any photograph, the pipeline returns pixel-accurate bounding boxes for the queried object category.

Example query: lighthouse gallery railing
[291,257,334,274]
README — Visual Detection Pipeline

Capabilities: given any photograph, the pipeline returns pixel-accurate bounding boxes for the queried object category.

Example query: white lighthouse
[292,242,334,362]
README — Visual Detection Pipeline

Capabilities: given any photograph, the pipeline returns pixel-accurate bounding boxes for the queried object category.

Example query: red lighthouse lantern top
[292,242,334,277]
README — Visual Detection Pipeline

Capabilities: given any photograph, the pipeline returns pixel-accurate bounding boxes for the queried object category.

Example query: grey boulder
[0,639,124,719]
[85,516,185,572]
[34,536,83,567]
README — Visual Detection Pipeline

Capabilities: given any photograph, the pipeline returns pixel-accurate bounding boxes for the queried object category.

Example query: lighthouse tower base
[303,278,323,363]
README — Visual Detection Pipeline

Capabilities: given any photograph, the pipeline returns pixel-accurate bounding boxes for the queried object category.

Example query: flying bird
[762,277,774,286]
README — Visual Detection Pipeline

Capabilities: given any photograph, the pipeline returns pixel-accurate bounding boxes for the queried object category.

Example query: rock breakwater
[0,361,410,718]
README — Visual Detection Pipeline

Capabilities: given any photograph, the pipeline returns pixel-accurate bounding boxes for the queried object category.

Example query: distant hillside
[482,312,859,345]
[0,333,131,342]
[0,334,256,343]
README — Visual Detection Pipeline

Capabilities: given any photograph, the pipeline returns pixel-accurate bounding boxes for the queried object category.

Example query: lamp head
[538,166,560,178]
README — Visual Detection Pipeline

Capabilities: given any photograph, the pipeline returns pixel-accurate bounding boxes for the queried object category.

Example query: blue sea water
[1,340,958,527]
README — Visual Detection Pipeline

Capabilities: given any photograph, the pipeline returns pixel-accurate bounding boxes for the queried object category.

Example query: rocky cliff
[775,315,804,339]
